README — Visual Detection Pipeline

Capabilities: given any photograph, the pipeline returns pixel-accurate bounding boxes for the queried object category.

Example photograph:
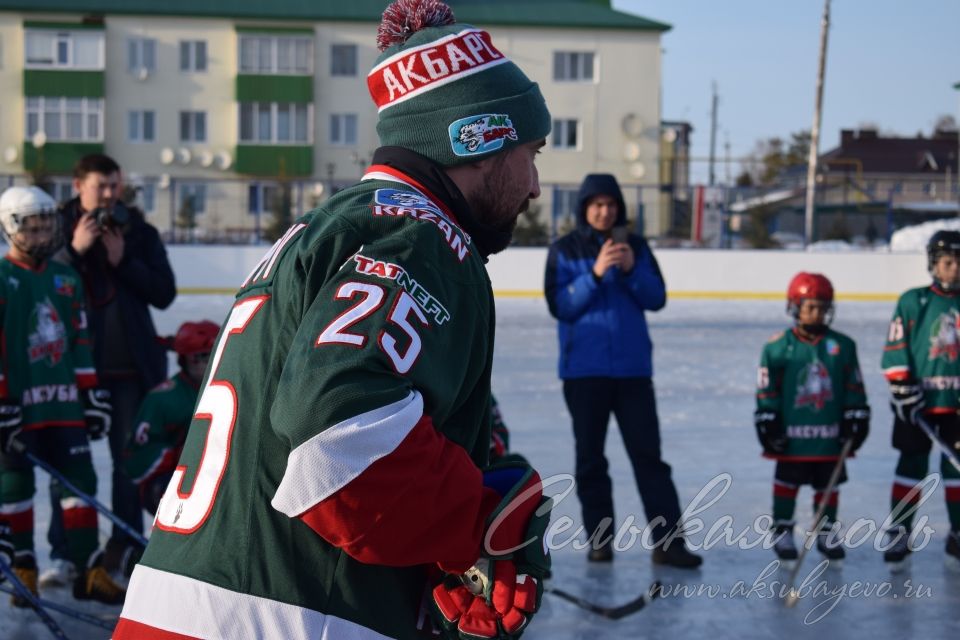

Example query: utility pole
[804,0,831,245]
[724,133,731,185]
[709,81,718,186]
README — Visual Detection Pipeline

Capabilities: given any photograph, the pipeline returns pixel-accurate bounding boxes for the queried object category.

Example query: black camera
[92,202,130,230]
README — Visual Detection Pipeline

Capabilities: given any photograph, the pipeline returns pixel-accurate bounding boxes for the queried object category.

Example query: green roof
[4,0,670,31]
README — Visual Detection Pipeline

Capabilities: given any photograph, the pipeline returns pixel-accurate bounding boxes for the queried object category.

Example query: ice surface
[4,296,959,638]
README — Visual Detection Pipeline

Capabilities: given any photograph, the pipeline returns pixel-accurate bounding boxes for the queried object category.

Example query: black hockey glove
[754,409,787,455]
[840,406,870,452]
[890,382,924,427]
[84,389,112,441]
[0,400,23,454]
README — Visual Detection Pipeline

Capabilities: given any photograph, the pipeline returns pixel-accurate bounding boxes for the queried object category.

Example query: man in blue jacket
[544,173,702,568]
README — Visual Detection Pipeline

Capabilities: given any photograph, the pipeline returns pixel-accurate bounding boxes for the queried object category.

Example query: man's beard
[467,165,528,255]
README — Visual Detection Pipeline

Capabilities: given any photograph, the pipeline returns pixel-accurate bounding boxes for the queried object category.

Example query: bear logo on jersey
[794,360,833,411]
[28,297,66,366]
[928,310,960,362]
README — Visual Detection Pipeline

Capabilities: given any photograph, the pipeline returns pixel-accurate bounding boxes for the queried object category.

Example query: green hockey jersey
[0,256,96,428]
[123,371,199,489]
[882,285,960,411]
[116,166,501,640]
[756,327,867,460]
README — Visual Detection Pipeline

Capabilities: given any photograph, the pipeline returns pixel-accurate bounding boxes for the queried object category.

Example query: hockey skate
[816,524,845,565]
[73,552,126,605]
[771,524,798,569]
[883,526,912,573]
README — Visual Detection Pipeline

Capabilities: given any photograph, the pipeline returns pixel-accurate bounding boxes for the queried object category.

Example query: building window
[127,110,156,142]
[238,35,312,75]
[47,179,74,204]
[179,110,207,142]
[553,51,594,82]
[138,182,156,213]
[239,103,311,143]
[551,118,579,149]
[179,40,207,72]
[178,182,206,214]
[551,186,579,234]
[25,30,104,70]
[127,37,156,75]
[329,113,357,146]
[26,97,103,142]
[330,44,357,77]
[248,182,279,215]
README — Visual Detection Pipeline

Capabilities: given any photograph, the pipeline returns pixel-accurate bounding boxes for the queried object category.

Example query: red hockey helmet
[786,272,834,317]
[172,321,219,357]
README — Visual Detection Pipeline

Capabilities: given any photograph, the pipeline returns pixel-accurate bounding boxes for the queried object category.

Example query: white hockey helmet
[0,185,60,259]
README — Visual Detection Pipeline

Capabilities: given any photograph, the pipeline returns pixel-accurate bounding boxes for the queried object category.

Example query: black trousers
[563,376,683,544]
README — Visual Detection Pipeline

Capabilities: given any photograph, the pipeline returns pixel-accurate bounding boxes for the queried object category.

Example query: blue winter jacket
[544,174,666,379]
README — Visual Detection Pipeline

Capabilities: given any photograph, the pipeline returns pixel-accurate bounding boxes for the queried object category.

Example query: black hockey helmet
[927,230,960,278]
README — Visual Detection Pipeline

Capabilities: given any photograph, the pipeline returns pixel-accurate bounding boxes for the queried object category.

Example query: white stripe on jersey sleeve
[271,391,423,517]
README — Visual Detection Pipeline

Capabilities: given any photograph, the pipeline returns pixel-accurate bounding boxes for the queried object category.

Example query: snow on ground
[4,295,959,638]
[890,217,960,252]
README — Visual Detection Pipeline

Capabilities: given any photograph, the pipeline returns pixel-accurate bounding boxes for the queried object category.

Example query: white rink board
[169,245,929,299]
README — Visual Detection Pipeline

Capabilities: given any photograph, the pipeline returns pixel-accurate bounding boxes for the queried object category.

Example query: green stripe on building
[235,145,313,177]
[23,141,103,173]
[24,70,105,98]
[23,20,104,30]
[236,75,312,103]
[6,1,670,30]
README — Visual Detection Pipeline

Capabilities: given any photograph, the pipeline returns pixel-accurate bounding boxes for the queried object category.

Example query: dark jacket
[544,174,666,379]
[56,197,176,389]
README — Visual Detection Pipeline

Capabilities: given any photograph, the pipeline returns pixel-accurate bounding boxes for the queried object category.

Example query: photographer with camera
[45,153,176,583]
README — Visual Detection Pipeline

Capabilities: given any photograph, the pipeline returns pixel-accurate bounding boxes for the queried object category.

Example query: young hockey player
[754,272,870,564]
[0,185,125,606]
[881,229,960,569]
[124,320,218,516]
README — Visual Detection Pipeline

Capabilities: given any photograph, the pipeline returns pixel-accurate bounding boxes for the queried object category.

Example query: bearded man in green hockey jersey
[114,1,552,639]
[881,229,960,569]
[754,272,870,565]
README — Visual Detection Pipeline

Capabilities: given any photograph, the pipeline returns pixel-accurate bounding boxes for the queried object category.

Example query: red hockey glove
[433,463,552,639]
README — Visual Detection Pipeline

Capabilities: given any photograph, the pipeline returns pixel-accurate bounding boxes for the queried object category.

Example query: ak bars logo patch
[449,114,518,156]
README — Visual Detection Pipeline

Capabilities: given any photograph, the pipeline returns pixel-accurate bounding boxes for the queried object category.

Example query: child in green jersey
[755,272,870,565]
[0,186,124,606]
[881,229,960,570]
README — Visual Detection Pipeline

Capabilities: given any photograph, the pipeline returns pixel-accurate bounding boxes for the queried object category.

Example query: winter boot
[10,555,39,608]
[772,524,798,563]
[38,558,78,589]
[883,526,912,572]
[652,539,703,569]
[587,540,613,563]
[73,552,125,605]
[946,530,960,570]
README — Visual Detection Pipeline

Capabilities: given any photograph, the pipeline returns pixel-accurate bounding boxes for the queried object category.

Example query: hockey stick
[10,439,148,547]
[0,556,71,639]
[545,580,661,619]
[784,438,854,608]
[916,415,960,474]
[0,582,117,631]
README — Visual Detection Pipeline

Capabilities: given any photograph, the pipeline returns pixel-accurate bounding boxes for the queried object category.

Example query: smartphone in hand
[610,226,629,244]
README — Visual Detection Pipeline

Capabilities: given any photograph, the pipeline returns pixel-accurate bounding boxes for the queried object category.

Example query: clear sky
[612,0,960,183]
